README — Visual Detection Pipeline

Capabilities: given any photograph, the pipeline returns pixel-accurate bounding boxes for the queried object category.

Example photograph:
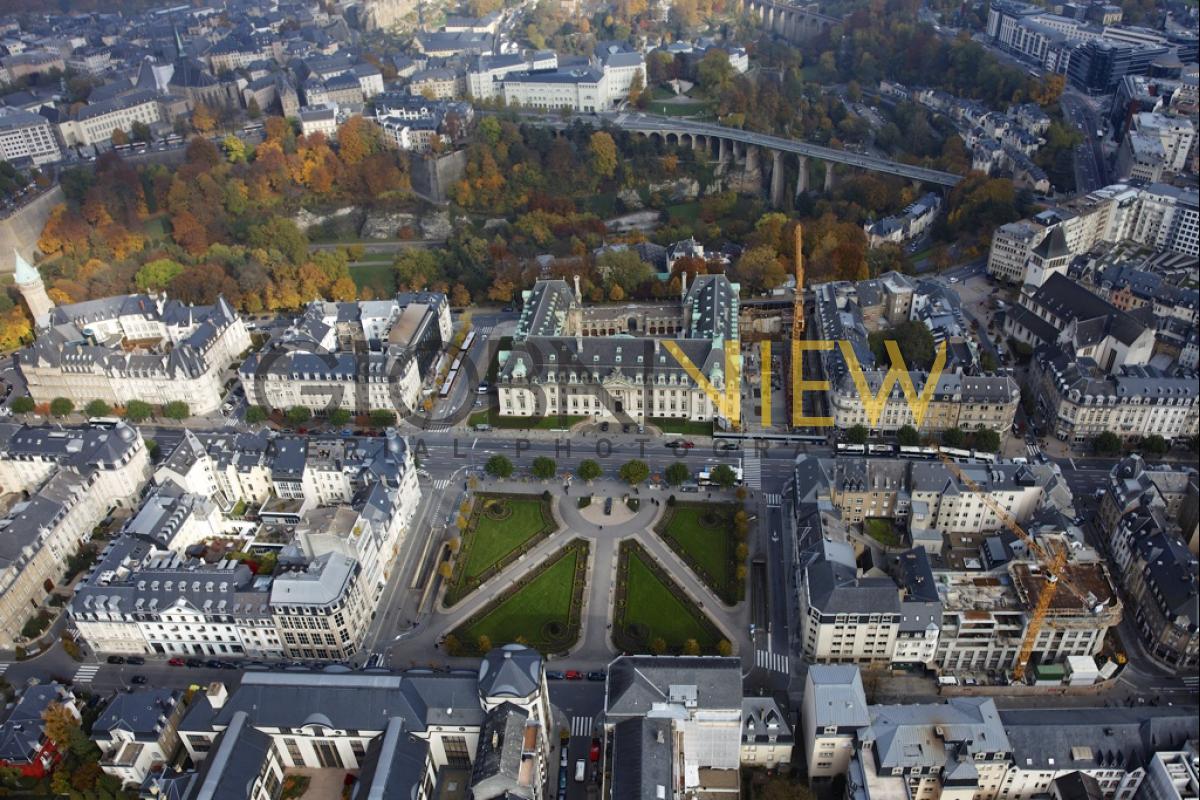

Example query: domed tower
[13,249,53,329]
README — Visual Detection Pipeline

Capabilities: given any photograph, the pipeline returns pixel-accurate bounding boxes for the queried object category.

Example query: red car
[680,440,694,449]
[589,738,601,762]
[564,670,583,680]
[167,657,185,666]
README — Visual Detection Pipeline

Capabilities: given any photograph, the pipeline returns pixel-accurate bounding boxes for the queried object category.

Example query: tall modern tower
[13,249,53,329]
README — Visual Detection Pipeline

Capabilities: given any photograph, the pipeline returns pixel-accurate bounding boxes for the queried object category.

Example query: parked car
[205,659,224,669]
[186,658,205,668]
[546,670,566,680]
[586,670,606,681]
[599,421,609,432]
[719,442,739,450]
[106,655,126,665]
[589,738,601,762]
[603,497,613,515]
[167,657,185,667]
[564,670,583,680]
[126,656,145,665]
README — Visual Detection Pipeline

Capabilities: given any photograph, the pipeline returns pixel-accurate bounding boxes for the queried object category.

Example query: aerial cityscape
[0,0,1195,796]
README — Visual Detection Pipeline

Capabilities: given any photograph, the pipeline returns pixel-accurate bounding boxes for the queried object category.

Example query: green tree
[329,408,352,426]
[709,464,737,489]
[735,245,788,293]
[286,406,312,426]
[1140,434,1168,455]
[84,399,112,417]
[222,134,247,163]
[595,249,653,294]
[665,462,691,485]
[1093,431,1122,455]
[162,401,190,420]
[980,350,998,372]
[896,424,919,447]
[619,459,650,485]
[682,638,701,655]
[532,456,557,480]
[588,131,618,180]
[49,397,74,417]
[477,634,493,654]
[125,399,152,422]
[369,409,397,427]
[650,637,667,655]
[485,454,514,478]
[135,258,186,291]
[942,427,965,448]
[973,428,1000,453]
[697,48,734,93]
[577,459,602,481]
[846,424,868,445]
[10,396,34,414]
[245,405,268,424]
[868,320,937,371]
[717,639,733,657]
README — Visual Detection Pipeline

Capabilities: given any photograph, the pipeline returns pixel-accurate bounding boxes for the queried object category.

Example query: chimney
[573,274,582,302]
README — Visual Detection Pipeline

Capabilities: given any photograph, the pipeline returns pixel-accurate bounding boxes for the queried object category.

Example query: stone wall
[0,185,63,276]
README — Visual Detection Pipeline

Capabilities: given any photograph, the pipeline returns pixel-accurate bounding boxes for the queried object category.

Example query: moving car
[131,675,148,685]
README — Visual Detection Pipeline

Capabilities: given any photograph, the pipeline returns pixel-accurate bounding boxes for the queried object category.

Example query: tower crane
[938,454,1094,682]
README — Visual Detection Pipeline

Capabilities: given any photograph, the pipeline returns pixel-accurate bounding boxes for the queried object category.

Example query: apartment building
[91,688,188,787]
[1115,113,1196,182]
[240,293,450,418]
[498,275,740,426]
[1138,749,1200,800]
[158,645,553,800]
[69,427,422,661]
[0,683,79,778]
[805,666,1198,800]
[801,665,871,778]
[829,370,1020,435]
[604,656,777,797]
[56,89,163,147]
[1030,348,1199,444]
[864,194,943,247]
[19,293,250,416]
[988,184,1199,285]
[0,423,150,647]
[0,106,61,165]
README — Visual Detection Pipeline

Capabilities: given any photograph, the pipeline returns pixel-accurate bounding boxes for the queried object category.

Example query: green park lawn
[455,544,585,653]
[659,504,738,602]
[461,497,554,582]
[616,545,721,651]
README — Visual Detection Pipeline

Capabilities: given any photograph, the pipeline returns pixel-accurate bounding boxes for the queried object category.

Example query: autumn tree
[736,246,788,294]
[110,127,129,147]
[588,131,618,181]
[41,703,79,751]
[192,103,217,134]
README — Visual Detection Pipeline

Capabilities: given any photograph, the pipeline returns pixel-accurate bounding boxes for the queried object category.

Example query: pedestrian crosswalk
[755,649,790,673]
[433,478,451,490]
[1025,443,1041,459]
[423,421,453,432]
[0,662,10,678]
[570,716,593,738]
[1182,674,1199,690]
[742,456,762,490]
[763,493,782,507]
[73,664,101,684]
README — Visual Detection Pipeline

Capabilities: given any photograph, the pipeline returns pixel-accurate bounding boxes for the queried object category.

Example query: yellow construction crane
[792,224,805,339]
[938,454,1091,682]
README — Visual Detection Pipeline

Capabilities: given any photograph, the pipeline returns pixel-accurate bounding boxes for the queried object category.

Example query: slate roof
[352,718,429,800]
[605,656,741,718]
[92,688,180,741]
[806,665,870,729]
[610,717,672,800]
[470,702,529,798]
[191,711,272,800]
[477,644,542,700]
[999,707,1199,772]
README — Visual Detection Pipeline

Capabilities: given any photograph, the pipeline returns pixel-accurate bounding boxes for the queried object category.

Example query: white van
[574,759,586,782]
